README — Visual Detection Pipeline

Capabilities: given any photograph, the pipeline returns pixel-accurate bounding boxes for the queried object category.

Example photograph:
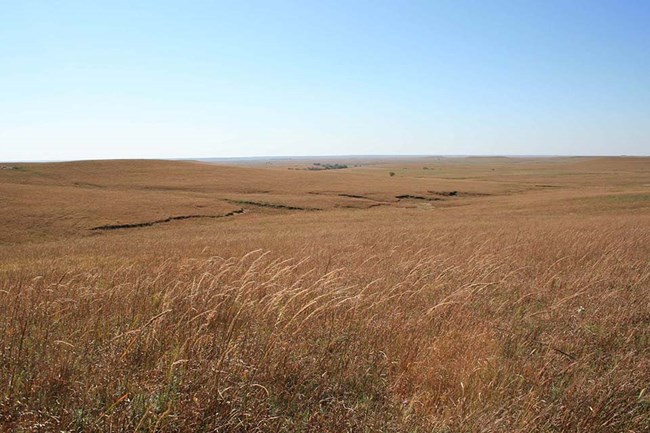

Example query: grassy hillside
[1,157,649,432]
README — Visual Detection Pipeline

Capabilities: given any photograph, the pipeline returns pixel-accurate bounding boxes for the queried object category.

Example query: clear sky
[1,0,649,161]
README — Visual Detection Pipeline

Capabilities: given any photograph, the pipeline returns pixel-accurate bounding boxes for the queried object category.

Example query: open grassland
[1,157,649,432]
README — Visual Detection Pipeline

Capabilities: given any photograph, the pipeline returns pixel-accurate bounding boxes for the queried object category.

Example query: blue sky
[1,0,649,160]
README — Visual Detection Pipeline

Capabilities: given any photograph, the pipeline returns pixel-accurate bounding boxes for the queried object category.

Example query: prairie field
[0,156,649,432]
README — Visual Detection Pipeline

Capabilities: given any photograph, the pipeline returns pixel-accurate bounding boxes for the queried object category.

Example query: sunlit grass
[1,157,649,432]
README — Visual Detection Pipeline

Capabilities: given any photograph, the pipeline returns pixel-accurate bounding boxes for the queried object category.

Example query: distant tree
[389,172,395,177]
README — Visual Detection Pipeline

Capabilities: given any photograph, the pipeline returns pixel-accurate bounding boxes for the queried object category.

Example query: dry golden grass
[1,157,649,432]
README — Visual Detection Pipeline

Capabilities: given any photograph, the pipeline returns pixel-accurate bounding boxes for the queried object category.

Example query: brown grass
[1,157,649,432]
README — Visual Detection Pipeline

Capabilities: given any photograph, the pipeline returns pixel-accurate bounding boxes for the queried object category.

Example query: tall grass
[2,217,648,432]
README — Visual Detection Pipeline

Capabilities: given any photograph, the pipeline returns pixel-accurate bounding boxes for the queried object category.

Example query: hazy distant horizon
[3,153,648,164]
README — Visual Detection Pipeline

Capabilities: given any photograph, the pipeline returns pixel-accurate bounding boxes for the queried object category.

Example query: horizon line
[2,153,649,164]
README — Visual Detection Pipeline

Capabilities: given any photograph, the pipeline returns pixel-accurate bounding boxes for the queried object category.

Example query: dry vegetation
[1,157,649,432]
